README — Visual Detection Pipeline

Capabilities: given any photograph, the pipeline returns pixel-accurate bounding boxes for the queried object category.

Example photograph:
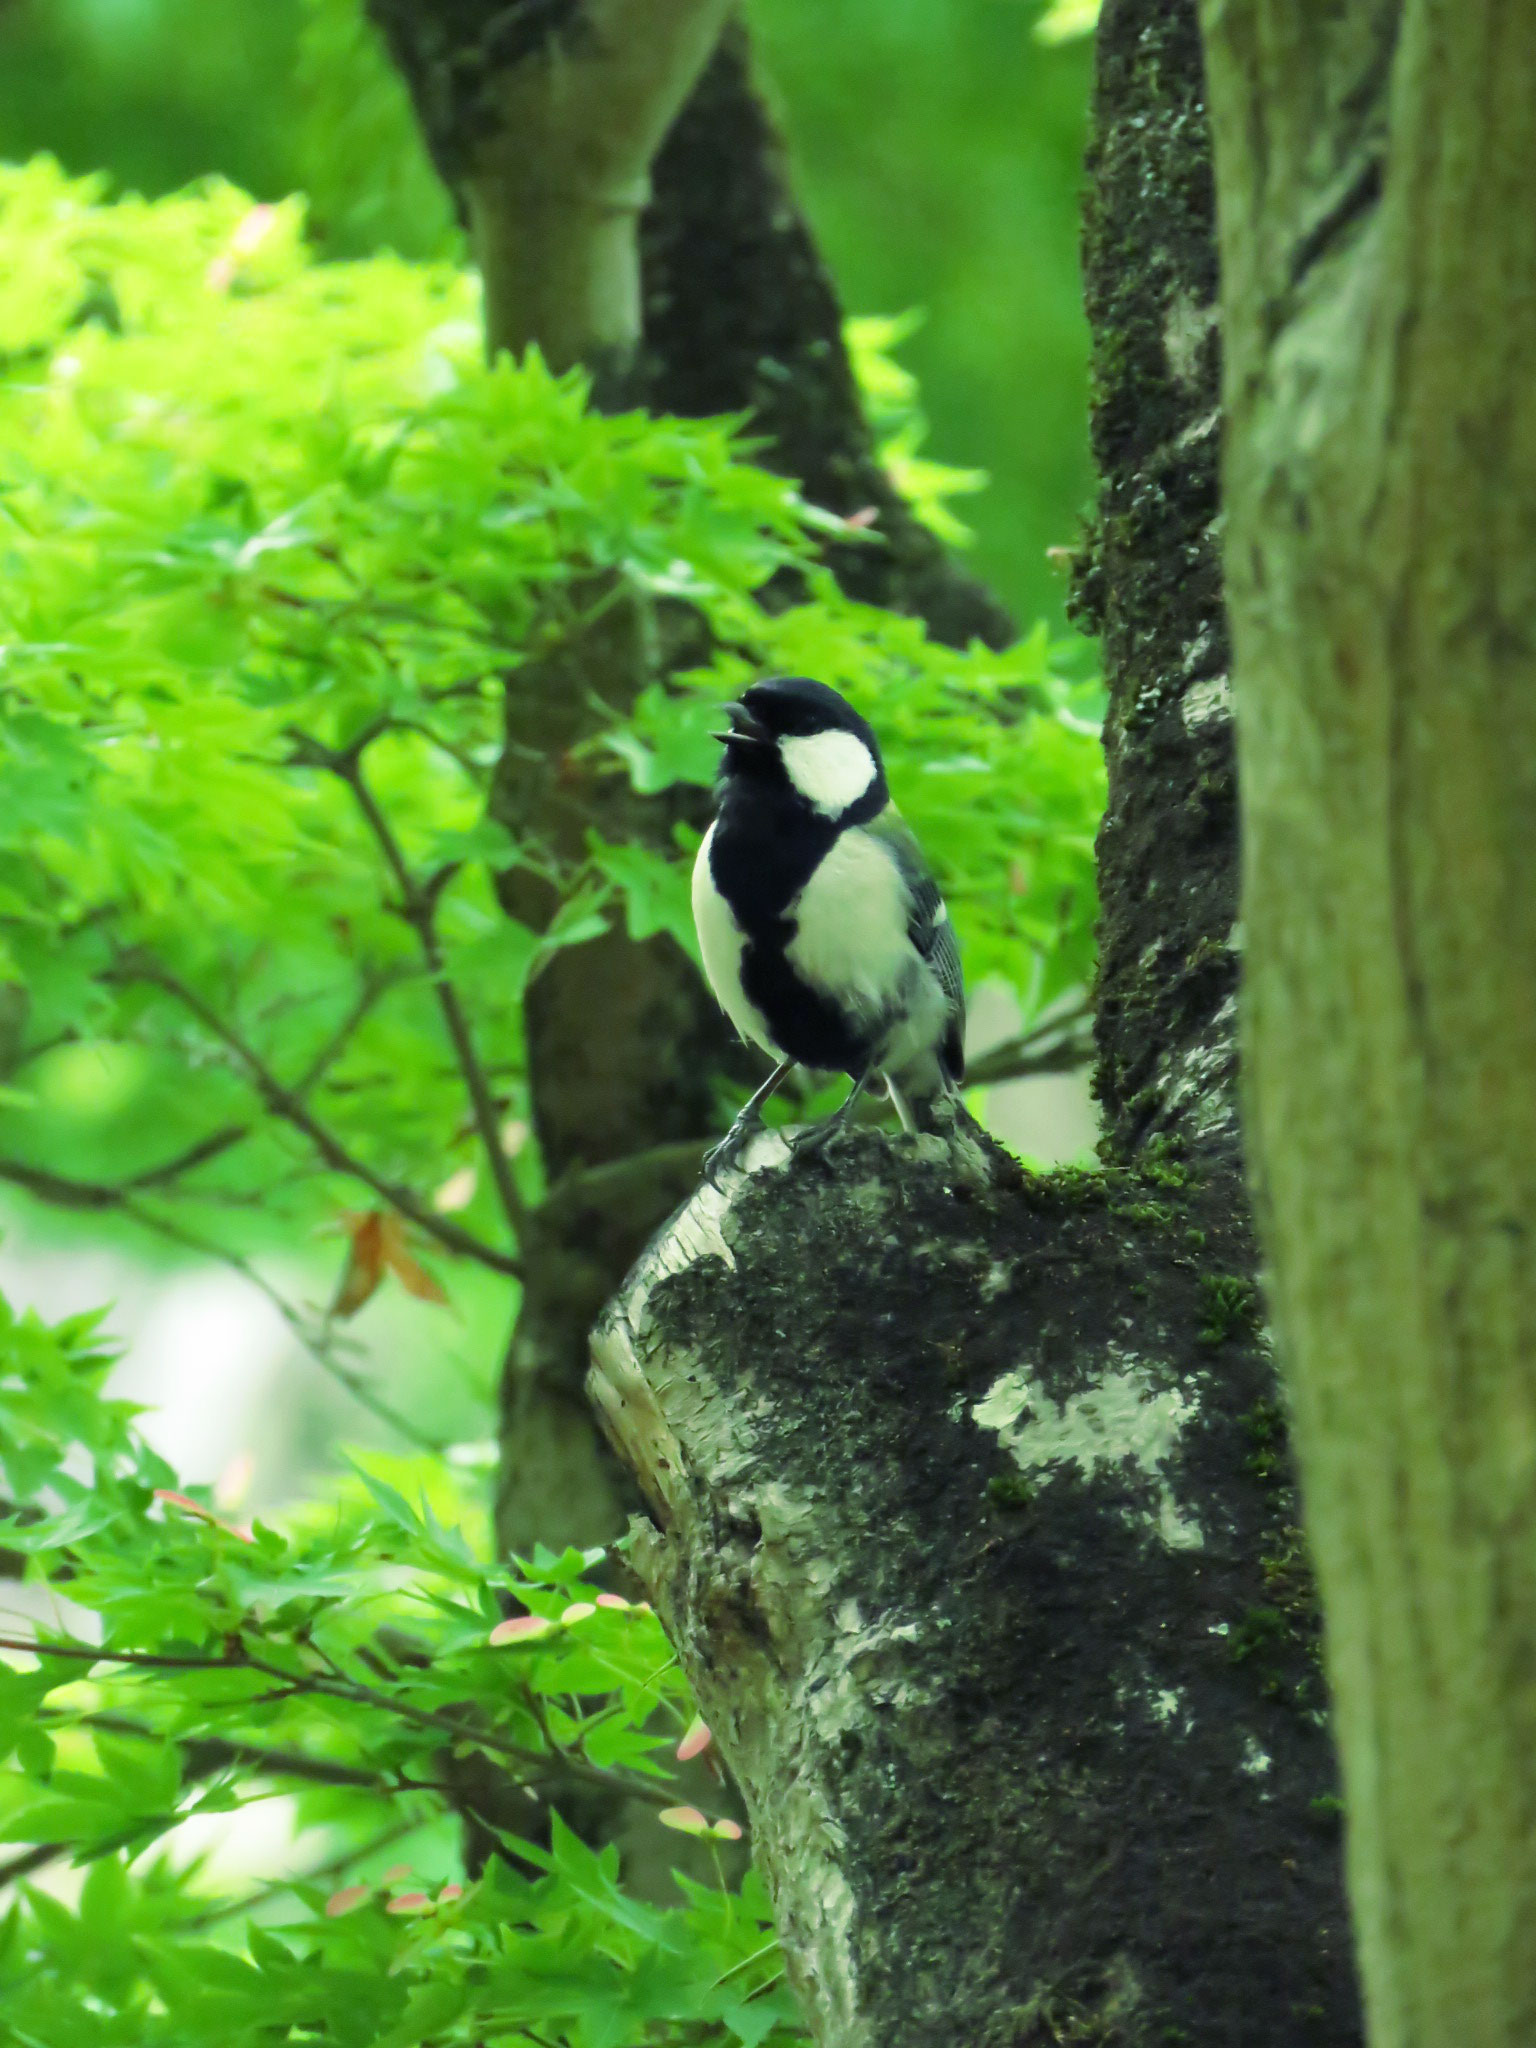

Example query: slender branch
[0,1159,125,1211]
[186,1817,421,1929]
[114,956,520,1276]
[113,1201,451,1456]
[0,967,411,1217]
[316,739,530,1243]
[0,1634,677,1811]
[0,1716,412,1895]
[0,1128,253,1209]
[0,1841,62,1889]
[0,1638,246,1674]
[122,1123,250,1189]
[290,966,411,1095]
[0,1168,449,1454]
[78,1712,381,1792]
[541,1138,709,1219]
[965,998,1095,1089]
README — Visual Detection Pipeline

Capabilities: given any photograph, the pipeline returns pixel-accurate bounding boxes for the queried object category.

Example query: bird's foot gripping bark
[785,1066,878,1167]
[702,1112,764,1188]
[786,1116,850,1165]
[702,1058,796,1188]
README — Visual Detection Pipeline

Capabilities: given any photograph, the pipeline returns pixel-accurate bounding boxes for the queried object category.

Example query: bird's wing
[867,806,966,1077]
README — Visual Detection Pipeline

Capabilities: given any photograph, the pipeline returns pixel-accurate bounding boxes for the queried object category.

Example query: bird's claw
[788,1115,847,1165]
[702,1116,758,1189]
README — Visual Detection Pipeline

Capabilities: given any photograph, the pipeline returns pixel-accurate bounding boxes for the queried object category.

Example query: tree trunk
[370,1,1012,1557]
[1200,7,1536,2043]
[589,3,1364,2039]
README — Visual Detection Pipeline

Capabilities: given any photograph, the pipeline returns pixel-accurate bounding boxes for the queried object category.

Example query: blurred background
[0,0,1095,627]
[0,0,1096,1505]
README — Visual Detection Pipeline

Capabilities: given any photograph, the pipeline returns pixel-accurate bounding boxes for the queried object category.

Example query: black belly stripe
[708,782,889,1078]
[739,923,873,1076]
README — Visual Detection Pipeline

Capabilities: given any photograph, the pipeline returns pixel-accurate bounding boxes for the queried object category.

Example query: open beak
[712,701,772,748]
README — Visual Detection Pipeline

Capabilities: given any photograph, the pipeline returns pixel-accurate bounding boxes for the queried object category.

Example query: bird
[691,675,965,1179]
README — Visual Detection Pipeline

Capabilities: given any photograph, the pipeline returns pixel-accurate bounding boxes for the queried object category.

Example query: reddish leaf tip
[488,1614,553,1646]
[675,1716,712,1762]
[657,1805,709,1836]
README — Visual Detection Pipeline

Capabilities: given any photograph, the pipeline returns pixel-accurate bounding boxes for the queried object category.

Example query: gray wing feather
[870,809,966,1082]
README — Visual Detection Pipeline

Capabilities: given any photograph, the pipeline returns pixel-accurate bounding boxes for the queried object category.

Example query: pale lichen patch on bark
[1181,670,1233,730]
[1241,1736,1274,1780]
[972,1352,1205,1550]
[1164,288,1219,388]
[1157,989,1239,1144]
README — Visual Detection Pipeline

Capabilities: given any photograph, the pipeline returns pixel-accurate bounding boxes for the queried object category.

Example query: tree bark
[1200,7,1536,2043]
[641,23,1014,648]
[367,0,732,389]
[589,3,1364,2039]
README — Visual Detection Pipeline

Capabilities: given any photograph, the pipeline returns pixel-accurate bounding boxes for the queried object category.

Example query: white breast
[785,828,915,1024]
[691,822,779,1055]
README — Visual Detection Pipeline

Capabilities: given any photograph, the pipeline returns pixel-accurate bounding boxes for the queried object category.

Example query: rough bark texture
[643,23,1015,650]
[1075,3,1238,1172]
[589,3,1364,2039]
[372,2,1014,1557]
[594,1130,1358,2046]
[1201,6,1536,2043]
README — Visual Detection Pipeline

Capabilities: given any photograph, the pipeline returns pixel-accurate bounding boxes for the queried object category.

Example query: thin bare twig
[76,1711,381,1793]
[0,1715,418,1895]
[113,956,519,1277]
[113,1199,450,1456]
[290,966,412,1095]
[0,1159,127,1211]
[0,967,412,1221]
[0,1841,61,1888]
[312,738,530,1244]
[965,998,1094,1089]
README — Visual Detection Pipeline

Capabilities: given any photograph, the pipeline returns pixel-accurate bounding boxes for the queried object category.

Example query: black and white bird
[691,675,965,1177]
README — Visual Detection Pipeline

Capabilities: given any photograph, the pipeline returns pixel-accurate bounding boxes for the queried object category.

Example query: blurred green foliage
[0,0,1094,626]
[0,1288,805,2045]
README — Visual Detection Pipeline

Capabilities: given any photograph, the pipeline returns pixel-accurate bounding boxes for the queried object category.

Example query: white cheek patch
[779,729,877,816]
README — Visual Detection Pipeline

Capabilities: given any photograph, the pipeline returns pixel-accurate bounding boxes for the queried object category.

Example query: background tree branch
[368,0,733,388]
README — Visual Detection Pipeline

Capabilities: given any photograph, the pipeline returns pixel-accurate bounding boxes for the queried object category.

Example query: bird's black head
[715,676,887,822]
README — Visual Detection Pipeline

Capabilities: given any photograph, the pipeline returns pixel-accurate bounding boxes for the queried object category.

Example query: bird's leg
[702,1059,795,1186]
[790,1064,878,1162]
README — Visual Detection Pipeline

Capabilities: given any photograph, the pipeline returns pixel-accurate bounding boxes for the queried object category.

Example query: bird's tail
[886,1073,918,1133]
[885,1067,970,1137]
